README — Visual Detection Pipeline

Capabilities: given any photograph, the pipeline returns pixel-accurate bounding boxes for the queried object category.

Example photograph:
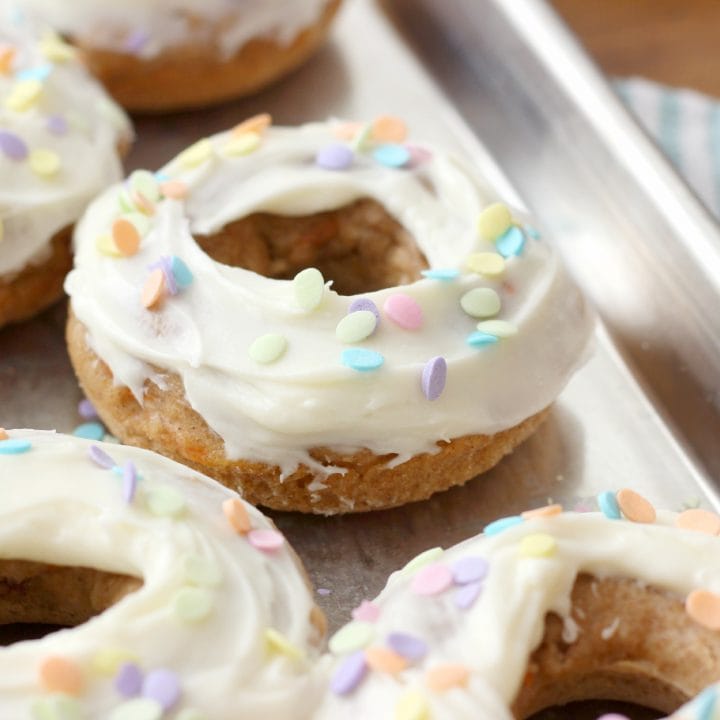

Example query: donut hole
[514,574,717,719]
[0,559,142,644]
[194,197,429,295]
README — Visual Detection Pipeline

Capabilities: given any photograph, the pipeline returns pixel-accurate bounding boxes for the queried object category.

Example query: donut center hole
[0,559,142,645]
[194,197,429,294]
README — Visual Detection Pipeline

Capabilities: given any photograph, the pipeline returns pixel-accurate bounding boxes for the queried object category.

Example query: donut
[0,6,131,329]
[318,492,720,719]
[12,0,342,111]
[65,117,593,514]
[0,429,326,719]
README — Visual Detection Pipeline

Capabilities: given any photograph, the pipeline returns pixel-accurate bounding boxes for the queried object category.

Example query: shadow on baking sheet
[531,700,661,719]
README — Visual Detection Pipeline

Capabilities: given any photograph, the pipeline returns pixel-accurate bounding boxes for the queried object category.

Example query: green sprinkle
[328,621,374,655]
[476,319,517,337]
[129,169,160,203]
[293,267,324,311]
[32,694,82,720]
[173,587,214,623]
[460,288,501,318]
[176,139,213,170]
[183,555,222,587]
[108,698,163,720]
[400,547,443,576]
[336,310,377,343]
[145,486,186,517]
[249,334,287,364]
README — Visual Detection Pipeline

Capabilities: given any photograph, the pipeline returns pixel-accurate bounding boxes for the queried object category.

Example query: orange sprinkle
[223,497,251,535]
[521,503,563,520]
[0,428,7,441]
[371,115,408,143]
[111,219,141,257]
[333,121,363,140]
[38,656,83,695]
[232,113,272,137]
[364,646,407,675]
[0,47,14,74]
[160,180,188,200]
[141,269,166,309]
[616,488,656,524]
[425,663,470,692]
[676,508,720,536]
[686,589,720,630]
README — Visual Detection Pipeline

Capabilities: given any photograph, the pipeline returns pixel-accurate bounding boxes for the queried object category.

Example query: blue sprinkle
[466,331,499,348]
[598,490,621,520]
[73,422,105,441]
[341,348,384,372]
[154,171,171,182]
[484,515,523,536]
[0,438,32,455]
[495,226,526,258]
[421,268,460,281]
[525,225,542,240]
[373,143,410,168]
[16,64,52,82]
[694,686,716,720]
[170,256,194,289]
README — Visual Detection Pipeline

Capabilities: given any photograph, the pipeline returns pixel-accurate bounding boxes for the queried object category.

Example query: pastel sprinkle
[5,79,42,111]
[329,621,375,655]
[115,662,143,697]
[232,113,272,136]
[122,461,137,503]
[78,398,97,419]
[425,664,470,692]
[141,268,166,309]
[616,488,656,524]
[686,589,720,630]
[0,130,28,160]
[386,632,427,662]
[692,687,717,720]
[0,428,7,440]
[39,33,76,62]
[421,268,459,281]
[451,556,489,585]
[477,202,512,241]
[351,600,380,622]
[124,28,149,54]
[521,503,563,520]
[351,123,373,152]
[466,331,499,348]
[454,580,483,609]
[410,563,453,596]
[17,63,52,82]
[173,587,214,623]
[46,114,68,136]
[88,444,115,469]
[317,588,331,596]
[176,138,213,169]
[31,694,82,720]
[341,348,384,372]
[170,256,194,290]
[495,226,526,258]
[222,497,251,534]
[400,547,443,576]
[460,287,501,318]
[597,490,621,520]
[160,180,188,200]
[248,528,285,552]
[365,646,407,675]
[249,334,287,364]
[145,486,186,517]
[141,668,181,711]
[73,422,105,441]
[349,297,380,320]
[675,508,720,535]
[38,656,83,695]
[316,143,353,170]
[108,698,163,720]
[91,648,137,676]
[293,267,325,310]
[265,628,304,662]
[421,356,447,401]
[223,131,261,156]
[330,650,367,695]
[149,256,177,295]
[371,115,408,142]
[97,234,122,257]
[29,149,61,178]
[183,555,222,587]
[112,218,141,256]
[484,515,523,535]
[373,143,411,168]
[384,293,423,329]
[466,252,505,277]
[0,438,31,454]
[406,144,432,168]
[336,310,377,343]
[476,319,517,337]
[333,121,363,140]
[519,533,557,558]
[395,691,429,720]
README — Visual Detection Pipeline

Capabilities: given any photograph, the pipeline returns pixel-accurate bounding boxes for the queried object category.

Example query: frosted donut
[12,0,342,111]
[65,118,593,514]
[0,429,326,719]
[0,4,131,328]
[318,493,720,719]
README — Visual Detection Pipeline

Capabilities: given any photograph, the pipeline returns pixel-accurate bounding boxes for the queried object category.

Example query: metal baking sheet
[2,3,720,715]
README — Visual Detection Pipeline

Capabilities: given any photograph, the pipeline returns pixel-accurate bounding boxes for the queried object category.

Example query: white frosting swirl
[13,0,333,59]
[0,3,131,278]
[65,121,593,478]
[0,430,326,720]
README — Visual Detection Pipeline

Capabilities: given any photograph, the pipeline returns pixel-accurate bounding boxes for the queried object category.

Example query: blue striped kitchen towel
[617,77,720,218]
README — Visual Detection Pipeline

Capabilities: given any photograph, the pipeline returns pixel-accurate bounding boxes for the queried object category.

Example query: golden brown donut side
[67,309,549,514]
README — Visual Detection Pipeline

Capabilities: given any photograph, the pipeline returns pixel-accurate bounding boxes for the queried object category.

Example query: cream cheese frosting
[65,119,593,478]
[0,2,131,278]
[0,429,326,720]
[13,0,333,59]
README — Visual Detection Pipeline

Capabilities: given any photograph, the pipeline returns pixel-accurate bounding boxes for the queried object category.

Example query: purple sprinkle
[454,580,483,610]
[77,398,98,420]
[88,445,116,469]
[148,256,178,295]
[46,114,68,136]
[0,130,28,161]
[421,356,447,401]
[348,297,380,322]
[330,650,367,696]
[386,632,427,662]
[124,28,150,54]
[115,662,143,697]
[317,588,332,596]
[315,143,354,171]
[122,461,138,503]
[141,668,181,711]
[452,556,489,585]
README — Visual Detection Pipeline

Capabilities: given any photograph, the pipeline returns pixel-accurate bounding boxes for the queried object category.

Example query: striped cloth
[617,77,720,218]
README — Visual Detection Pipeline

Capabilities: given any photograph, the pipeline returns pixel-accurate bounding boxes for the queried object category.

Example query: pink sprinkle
[383,293,423,330]
[410,563,453,596]
[406,144,432,168]
[351,600,380,622]
[248,528,285,552]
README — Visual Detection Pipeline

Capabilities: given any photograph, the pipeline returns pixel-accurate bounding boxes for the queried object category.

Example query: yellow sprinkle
[477,202,512,242]
[5,79,43,112]
[90,648,137,676]
[29,149,61,178]
[395,691,429,720]
[39,32,76,62]
[96,234,122,257]
[466,252,505,277]
[223,131,261,157]
[176,138,213,169]
[519,533,557,558]
[265,628,304,662]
